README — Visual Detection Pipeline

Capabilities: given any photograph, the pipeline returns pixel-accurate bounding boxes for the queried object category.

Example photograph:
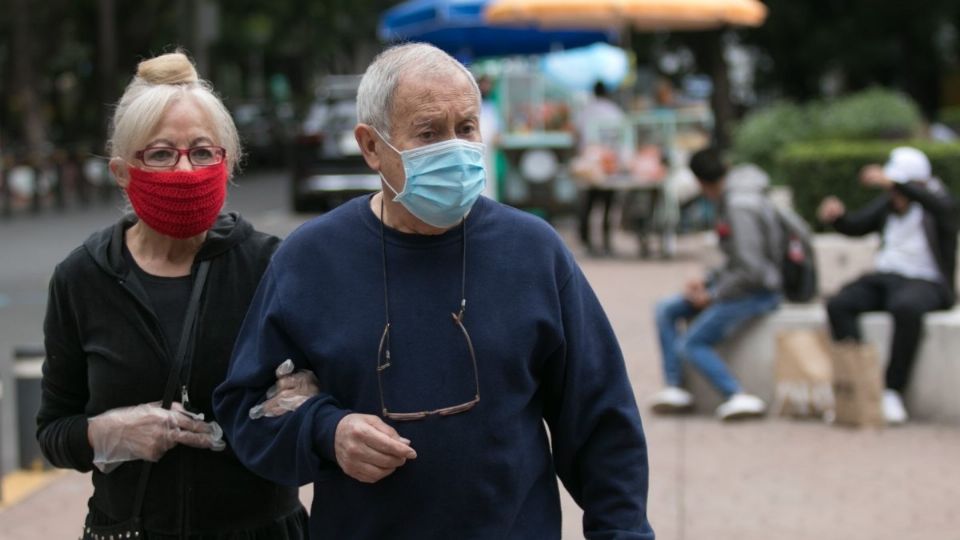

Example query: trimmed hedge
[938,105,960,132]
[730,102,811,173]
[776,140,960,227]
[732,88,924,177]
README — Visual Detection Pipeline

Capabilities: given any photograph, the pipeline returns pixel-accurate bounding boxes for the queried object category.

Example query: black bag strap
[129,259,211,522]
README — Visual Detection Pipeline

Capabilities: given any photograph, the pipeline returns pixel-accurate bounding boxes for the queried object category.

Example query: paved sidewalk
[2,231,959,540]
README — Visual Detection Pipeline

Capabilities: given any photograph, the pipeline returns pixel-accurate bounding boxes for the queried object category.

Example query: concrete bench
[684,303,960,423]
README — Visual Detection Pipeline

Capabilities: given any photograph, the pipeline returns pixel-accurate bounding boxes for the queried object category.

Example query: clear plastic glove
[249,359,320,419]
[88,402,226,473]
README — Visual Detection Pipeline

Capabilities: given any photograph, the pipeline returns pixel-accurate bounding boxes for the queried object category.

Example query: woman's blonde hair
[107,50,241,176]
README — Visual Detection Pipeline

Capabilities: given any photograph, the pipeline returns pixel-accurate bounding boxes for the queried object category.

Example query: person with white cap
[817,146,959,424]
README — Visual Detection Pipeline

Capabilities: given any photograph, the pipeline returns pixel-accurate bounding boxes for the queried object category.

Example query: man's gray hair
[356,43,481,139]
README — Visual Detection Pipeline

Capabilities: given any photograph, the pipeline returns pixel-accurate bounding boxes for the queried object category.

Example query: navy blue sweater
[214,196,654,539]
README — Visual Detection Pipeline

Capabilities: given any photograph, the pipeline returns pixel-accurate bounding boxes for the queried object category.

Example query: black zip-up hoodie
[37,212,303,536]
[832,180,959,303]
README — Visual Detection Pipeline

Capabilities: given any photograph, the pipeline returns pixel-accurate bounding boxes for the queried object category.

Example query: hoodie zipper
[118,275,196,538]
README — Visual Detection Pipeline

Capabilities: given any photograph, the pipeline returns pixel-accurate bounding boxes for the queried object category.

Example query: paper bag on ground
[774,330,834,418]
[830,341,884,428]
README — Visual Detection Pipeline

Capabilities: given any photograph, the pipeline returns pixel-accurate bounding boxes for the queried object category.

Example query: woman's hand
[88,402,225,473]
[248,359,321,419]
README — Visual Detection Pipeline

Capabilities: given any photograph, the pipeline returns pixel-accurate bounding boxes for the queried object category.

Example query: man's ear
[355,124,382,172]
[109,158,130,189]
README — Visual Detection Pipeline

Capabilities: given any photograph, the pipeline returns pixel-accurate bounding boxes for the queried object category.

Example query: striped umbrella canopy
[484,0,767,31]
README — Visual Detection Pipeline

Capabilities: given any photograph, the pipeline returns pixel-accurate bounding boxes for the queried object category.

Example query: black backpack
[773,205,818,302]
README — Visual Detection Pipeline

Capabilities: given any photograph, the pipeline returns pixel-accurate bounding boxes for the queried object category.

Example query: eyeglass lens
[141,146,224,167]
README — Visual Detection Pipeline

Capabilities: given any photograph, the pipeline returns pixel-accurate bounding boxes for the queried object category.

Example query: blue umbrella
[378,0,617,62]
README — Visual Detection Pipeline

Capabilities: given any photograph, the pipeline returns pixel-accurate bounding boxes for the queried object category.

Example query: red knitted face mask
[126,161,227,239]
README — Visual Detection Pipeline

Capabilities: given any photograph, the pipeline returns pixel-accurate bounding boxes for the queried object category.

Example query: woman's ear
[109,158,130,189]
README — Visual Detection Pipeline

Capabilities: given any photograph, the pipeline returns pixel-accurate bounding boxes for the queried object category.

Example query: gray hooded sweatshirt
[711,164,783,301]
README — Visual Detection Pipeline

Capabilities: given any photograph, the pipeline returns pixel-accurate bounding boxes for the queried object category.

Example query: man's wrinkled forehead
[390,71,479,124]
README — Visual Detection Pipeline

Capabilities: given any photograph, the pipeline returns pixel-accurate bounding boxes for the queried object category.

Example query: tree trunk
[97,0,117,149]
[11,0,47,161]
[688,29,734,150]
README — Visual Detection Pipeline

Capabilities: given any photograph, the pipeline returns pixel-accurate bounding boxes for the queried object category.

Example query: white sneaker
[882,389,908,425]
[648,386,694,414]
[716,393,766,421]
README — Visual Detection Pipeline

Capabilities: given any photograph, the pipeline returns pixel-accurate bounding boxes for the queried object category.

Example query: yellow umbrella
[485,0,768,150]
[484,0,767,31]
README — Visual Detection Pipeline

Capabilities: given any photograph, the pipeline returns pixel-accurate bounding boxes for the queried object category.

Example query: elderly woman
[37,51,312,539]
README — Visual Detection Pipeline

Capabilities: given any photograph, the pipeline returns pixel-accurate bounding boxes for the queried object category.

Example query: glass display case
[494,66,579,220]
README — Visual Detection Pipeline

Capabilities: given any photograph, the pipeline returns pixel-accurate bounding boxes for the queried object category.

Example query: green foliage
[741,0,960,113]
[817,88,923,141]
[730,102,812,173]
[938,106,960,131]
[776,140,960,226]
[732,88,925,179]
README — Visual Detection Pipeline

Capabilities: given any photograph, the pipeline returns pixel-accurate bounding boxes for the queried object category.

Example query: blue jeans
[655,291,780,398]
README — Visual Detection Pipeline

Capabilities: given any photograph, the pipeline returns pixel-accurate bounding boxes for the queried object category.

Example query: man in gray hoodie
[648,148,783,420]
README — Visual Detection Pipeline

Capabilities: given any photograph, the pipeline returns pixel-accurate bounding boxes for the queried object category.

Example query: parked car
[290,75,381,212]
[233,101,296,168]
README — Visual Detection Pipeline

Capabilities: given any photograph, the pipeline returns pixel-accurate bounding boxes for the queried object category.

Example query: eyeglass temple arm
[450,309,480,401]
[453,299,466,322]
[377,323,391,371]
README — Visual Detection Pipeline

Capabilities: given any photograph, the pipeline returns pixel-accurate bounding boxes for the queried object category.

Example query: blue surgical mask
[376,130,486,228]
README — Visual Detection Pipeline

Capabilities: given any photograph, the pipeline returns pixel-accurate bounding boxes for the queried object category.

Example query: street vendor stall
[494,66,580,219]
[569,102,713,258]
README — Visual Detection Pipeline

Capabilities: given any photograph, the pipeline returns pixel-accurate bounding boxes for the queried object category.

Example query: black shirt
[122,244,192,356]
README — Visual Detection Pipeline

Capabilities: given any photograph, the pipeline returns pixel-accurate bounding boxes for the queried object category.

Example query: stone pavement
[2,230,959,540]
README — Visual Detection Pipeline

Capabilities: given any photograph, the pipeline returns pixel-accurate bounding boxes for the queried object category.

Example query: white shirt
[875,203,942,282]
[575,98,626,150]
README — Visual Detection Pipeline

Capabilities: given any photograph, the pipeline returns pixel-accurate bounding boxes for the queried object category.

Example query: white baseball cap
[883,146,931,183]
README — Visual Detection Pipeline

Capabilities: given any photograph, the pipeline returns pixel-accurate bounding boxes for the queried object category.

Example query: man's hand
[249,359,321,419]
[683,278,711,309]
[334,414,417,483]
[859,164,893,190]
[683,278,705,298]
[817,196,846,224]
[687,289,712,309]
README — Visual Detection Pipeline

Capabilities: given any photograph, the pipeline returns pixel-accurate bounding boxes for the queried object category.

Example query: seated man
[214,43,654,539]
[648,149,783,420]
[817,146,958,424]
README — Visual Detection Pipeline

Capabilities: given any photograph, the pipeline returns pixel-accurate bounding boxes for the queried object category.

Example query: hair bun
[136,52,199,85]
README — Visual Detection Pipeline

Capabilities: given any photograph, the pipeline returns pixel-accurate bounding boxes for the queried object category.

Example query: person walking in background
[575,80,626,256]
[37,51,314,539]
[818,146,958,424]
[648,148,782,420]
[214,43,654,539]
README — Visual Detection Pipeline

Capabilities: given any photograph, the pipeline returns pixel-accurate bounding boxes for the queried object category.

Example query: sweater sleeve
[832,194,889,237]
[542,265,655,540]
[895,181,960,232]
[213,264,351,488]
[37,266,95,471]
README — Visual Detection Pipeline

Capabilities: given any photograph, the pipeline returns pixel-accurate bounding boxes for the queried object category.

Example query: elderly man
[214,43,653,539]
[818,146,958,424]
